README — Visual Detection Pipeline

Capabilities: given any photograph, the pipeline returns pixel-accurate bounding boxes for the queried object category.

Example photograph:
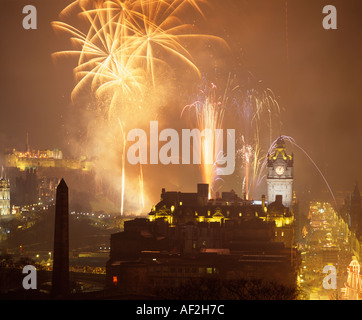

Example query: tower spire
[267,135,294,208]
[51,178,70,298]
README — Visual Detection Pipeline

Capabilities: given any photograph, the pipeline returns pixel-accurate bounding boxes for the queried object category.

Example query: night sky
[0,0,361,207]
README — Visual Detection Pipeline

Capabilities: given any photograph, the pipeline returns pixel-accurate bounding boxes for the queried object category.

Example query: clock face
[275,166,285,175]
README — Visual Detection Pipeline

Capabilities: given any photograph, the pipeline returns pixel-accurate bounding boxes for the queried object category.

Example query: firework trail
[236,136,264,200]
[230,74,281,200]
[267,135,337,208]
[118,119,126,215]
[181,82,225,198]
[139,163,145,210]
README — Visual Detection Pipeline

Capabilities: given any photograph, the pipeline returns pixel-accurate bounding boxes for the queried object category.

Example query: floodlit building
[341,257,362,300]
[4,148,91,172]
[0,177,10,216]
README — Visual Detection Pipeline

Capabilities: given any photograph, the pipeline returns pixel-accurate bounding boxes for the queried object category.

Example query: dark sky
[0,0,361,205]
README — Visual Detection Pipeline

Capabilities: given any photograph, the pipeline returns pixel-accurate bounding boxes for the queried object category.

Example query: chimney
[51,178,70,298]
[197,183,209,206]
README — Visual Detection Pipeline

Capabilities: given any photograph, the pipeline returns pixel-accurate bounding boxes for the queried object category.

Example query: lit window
[113,276,118,285]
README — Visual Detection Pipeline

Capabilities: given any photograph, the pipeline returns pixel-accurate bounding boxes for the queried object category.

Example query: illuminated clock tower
[267,137,293,208]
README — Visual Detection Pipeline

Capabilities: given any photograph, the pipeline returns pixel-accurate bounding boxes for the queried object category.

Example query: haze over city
[0,0,361,212]
[0,0,361,303]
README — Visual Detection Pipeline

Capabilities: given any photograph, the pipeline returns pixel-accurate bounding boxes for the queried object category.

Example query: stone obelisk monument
[51,178,70,298]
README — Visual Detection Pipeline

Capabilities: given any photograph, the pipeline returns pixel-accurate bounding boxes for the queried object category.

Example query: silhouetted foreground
[153,277,299,300]
[0,261,298,300]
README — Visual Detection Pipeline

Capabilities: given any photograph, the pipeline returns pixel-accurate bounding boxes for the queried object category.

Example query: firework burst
[52,0,226,105]
[52,0,227,214]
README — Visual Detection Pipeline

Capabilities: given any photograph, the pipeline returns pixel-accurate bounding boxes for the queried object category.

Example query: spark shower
[52,0,282,215]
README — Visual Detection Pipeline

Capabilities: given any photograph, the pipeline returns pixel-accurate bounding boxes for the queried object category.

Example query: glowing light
[181,82,225,198]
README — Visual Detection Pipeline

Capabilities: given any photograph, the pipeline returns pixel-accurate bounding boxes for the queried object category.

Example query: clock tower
[267,137,293,208]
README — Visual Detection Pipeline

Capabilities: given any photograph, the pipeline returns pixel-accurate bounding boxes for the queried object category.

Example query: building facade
[0,178,10,216]
[107,183,299,295]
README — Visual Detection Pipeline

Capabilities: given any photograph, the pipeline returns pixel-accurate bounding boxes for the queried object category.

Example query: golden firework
[52,0,226,104]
